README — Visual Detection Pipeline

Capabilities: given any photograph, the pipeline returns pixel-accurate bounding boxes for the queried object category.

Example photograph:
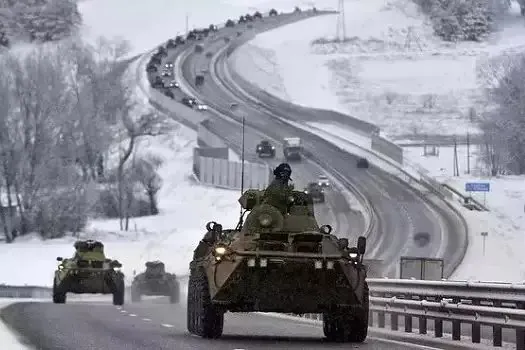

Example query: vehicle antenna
[238,116,246,228]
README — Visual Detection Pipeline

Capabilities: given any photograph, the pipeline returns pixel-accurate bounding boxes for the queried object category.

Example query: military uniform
[263,163,294,215]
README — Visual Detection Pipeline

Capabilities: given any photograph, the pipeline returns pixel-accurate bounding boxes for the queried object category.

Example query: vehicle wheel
[112,274,125,306]
[187,273,195,333]
[187,268,223,338]
[131,284,141,303]
[169,281,180,304]
[52,278,66,304]
[323,282,368,342]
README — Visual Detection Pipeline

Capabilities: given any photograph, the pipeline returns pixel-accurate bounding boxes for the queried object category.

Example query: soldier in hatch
[263,163,294,214]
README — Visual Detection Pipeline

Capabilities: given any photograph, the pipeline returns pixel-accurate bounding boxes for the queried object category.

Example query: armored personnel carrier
[187,187,368,342]
[53,240,125,305]
[131,260,180,303]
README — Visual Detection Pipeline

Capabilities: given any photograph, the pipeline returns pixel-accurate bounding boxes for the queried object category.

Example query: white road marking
[161,323,174,328]
[120,310,127,313]
[116,307,122,310]
[129,313,137,317]
[142,318,152,321]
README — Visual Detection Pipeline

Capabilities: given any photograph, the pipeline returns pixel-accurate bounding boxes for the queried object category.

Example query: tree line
[0,38,169,242]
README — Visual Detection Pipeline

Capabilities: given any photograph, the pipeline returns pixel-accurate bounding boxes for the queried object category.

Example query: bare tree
[479,53,525,174]
[116,110,166,230]
[132,153,163,216]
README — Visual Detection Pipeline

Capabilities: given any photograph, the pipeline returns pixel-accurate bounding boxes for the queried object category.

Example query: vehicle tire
[323,282,368,342]
[187,273,195,333]
[169,280,180,304]
[131,283,141,303]
[52,278,66,304]
[112,274,125,306]
[187,268,223,338]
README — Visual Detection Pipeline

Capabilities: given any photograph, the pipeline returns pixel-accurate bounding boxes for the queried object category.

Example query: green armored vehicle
[53,240,125,305]
[187,187,369,342]
[131,260,180,303]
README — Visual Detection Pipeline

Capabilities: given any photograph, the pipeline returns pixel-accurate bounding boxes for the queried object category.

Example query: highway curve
[152,21,364,244]
[176,10,467,277]
[2,298,462,350]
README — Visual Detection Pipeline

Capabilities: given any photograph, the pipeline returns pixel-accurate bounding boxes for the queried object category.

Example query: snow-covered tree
[479,53,525,174]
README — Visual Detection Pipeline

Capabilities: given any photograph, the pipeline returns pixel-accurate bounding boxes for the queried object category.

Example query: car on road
[53,240,125,305]
[317,175,330,188]
[304,182,325,203]
[255,140,275,158]
[166,80,179,89]
[166,39,177,49]
[164,62,174,69]
[161,69,172,77]
[182,97,197,108]
[196,103,208,111]
[357,157,369,169]
[131,261,180,303]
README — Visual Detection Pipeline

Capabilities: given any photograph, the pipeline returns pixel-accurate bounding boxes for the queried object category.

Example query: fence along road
[178,12,467,279]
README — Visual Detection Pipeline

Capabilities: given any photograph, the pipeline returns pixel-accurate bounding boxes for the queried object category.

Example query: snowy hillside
[232,0,525,139]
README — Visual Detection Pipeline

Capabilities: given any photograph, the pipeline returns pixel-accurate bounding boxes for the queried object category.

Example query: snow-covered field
[301,121,525,282]
[232,0,525,139]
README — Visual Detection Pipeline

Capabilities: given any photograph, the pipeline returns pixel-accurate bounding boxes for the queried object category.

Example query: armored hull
[209,253,365,313]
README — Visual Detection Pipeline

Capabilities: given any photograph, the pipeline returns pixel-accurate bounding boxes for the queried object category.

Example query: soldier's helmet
[274,163,292,180]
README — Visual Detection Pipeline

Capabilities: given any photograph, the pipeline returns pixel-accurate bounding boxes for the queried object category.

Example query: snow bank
[0,300,30,349]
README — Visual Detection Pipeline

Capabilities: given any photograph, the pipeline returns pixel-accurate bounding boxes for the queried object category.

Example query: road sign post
[481,231,488,256]
[465,182,490,206]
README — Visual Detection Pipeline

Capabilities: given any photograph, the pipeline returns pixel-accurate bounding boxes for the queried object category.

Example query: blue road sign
[465,182,490,192]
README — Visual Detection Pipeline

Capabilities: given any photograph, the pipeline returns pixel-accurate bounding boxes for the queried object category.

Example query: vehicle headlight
[271,146,275,149]
[215,246,227,255]
[258,214,272,227]
[304,190,309,194]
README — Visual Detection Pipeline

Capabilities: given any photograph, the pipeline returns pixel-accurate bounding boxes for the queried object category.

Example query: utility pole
[466,132,470,174]
[336,0,346,41]
[185,13,189,35]
[453,137,459,176]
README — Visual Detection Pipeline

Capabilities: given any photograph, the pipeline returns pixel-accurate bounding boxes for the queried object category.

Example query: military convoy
[283,137,303,161]
[187,181,369,342]
[52,240,125,305]
[131,261,180,303]
[52,241,181,306]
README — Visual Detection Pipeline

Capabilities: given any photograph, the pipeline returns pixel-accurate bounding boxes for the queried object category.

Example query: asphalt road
[2,298,464,350]
[149,15,364,243]
[173,11,466,278]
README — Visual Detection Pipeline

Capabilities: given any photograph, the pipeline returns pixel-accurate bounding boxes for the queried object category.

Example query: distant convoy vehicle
[357,157,369,169]
[145,6,317,122]
[52,243,182,306]
[256,140,276,158]
[304,182,325,203]
[283,137,302,161]
[131,261,180,303]
[187,169,369,341]
[53,240,125,305]
[317,175,330,188]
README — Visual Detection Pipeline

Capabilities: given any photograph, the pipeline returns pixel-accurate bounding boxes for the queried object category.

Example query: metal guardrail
[287,278,525,348]
[3,278,525,347]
